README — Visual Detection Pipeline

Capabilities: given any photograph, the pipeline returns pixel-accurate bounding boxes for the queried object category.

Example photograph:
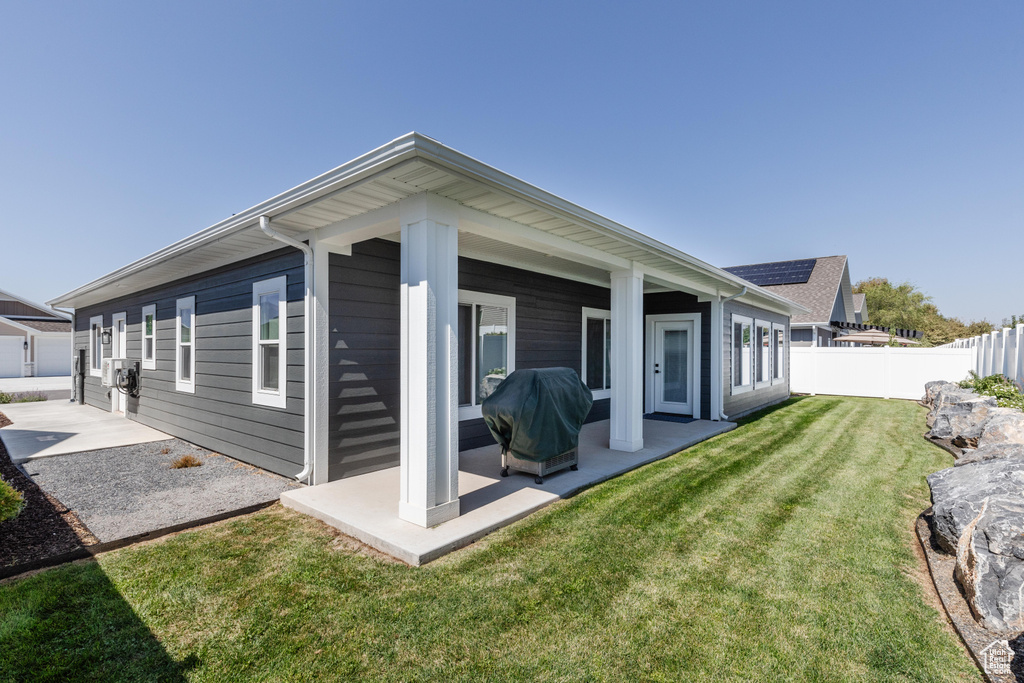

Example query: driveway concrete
[0,401,171,463]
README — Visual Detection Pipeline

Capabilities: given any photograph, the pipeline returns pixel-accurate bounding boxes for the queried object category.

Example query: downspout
[718,286,747,421]
[259,216,314,484]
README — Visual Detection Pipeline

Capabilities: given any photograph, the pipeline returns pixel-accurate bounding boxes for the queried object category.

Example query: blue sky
[2,2,1021,324]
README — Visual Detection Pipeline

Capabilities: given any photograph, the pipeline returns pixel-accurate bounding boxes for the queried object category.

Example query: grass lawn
[0,396,981,682]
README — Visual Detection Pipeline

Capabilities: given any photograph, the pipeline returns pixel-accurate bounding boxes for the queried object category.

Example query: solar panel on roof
[724,259,817,286]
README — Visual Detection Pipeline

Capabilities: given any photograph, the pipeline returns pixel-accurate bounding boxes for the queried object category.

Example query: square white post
[610,263,644,452]
[398,194,460,528]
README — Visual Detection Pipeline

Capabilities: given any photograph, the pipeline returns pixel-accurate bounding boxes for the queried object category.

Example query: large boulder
[977,409,1024,449]
[957,443,1024,467]
[927,384,974,429]
[929,394,998,446]
[929,459,1024,630]
[924,380,956,406]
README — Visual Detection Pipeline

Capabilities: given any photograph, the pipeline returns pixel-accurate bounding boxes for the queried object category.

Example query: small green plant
[170,454,203,469]
[959,372,1024,411]
[0,476,25,523]
[0,392,11,405]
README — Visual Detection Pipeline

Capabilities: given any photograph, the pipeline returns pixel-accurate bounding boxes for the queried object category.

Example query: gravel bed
[23,439,301,543]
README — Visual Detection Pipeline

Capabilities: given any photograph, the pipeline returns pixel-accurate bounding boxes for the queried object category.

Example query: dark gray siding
[723,301,790,418]
[791,327,814,345]
[74,248,305,477]
[326,239,612,480]
[643,292,712,420]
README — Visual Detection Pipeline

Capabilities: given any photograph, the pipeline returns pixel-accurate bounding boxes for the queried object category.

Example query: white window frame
[89,315,104,377]
[458,289,516,421]
[175,296,196,393]
[731,313,753,394]
[581,306,611,399]
[772,323,786,383]
[252,276,288,409]
[141,304,156,371]
[754,319,773,389]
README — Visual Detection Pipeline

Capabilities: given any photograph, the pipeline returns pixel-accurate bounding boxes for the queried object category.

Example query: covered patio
[281,417,735,565]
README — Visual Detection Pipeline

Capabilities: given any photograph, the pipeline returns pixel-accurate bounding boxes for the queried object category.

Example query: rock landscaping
[923,375,1024,634]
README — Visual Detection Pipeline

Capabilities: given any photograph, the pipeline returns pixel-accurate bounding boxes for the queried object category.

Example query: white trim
[251,276,288,409]
[581,306,611,400]
[457,289,516,421]
[175,296,196,393]
[644,313,701,417]
[111,312,127,413]
[89,315,103,377]
[772,322,786,383]
[731,313,753,394]
[754,319,773,389]
[141,304,156,370]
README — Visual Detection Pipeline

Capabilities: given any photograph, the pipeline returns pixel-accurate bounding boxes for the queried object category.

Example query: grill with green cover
[481,367,593,483]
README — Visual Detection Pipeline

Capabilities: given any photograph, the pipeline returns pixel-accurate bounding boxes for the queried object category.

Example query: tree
[1002,314,1024,328]
[853,278,992,346]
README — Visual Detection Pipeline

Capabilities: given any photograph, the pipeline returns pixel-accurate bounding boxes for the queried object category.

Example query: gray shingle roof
[7,318,72,333]
[725,255,850,325]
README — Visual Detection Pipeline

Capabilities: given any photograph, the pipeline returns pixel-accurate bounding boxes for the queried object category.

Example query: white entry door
[111,312,127,413]
[653,320,695,415]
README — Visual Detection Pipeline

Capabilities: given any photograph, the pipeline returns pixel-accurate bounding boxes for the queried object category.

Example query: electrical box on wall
[101,358,129,387]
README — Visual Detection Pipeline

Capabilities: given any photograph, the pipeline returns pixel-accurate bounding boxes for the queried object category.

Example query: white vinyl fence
[944,324,1024,388]
[790,346,975,400]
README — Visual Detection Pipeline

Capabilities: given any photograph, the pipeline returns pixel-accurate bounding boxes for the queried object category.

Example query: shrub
[0,476,25,523]
[170,454,203,469]
[0,392,11,405]
[959,372,1024,411]
[12,391,46,403]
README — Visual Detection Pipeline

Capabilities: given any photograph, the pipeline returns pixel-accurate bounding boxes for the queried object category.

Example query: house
[724,256,855,347]
[852,293,868,325]
[48,133,806,529]
[0,288,72,378]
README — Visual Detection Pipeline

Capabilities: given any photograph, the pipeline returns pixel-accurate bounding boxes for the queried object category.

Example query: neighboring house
[852,293,868,325]
[0,288,72,378]
[724,256,855,347]
[49,133,806,528]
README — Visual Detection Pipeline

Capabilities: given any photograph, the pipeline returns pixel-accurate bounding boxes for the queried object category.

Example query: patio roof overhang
[49,132,808,317]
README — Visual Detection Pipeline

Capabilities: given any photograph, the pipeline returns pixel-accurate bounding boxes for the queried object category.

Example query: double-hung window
[581,307,611,398]
[755,320,772,387]
[141,304,156,370]
[252,276,287,408]
[458,290,515,419]
[732,314,753,393]
[175,296,196,393]
[772,323,786,382]
[89,315,104,377]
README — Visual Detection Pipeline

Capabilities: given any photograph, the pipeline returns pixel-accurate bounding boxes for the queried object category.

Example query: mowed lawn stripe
[0,397,982,682]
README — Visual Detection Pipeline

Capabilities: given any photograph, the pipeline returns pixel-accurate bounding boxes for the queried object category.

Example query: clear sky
[2,2,1021,325]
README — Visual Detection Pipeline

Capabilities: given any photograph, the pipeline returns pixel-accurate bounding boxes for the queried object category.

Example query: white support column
[709,293,722,421]
[610,263,644,452]
[398,194,460,528]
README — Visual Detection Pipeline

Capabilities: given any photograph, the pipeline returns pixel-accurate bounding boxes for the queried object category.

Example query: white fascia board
[0,288,71,319]
[0,316,54,335]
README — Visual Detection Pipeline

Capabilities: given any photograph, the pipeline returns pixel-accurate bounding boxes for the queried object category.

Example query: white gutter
[718,287,747,421]
[259,216,314,484]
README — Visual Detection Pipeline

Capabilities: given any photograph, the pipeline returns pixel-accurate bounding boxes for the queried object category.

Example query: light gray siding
[723,301,791,418]
[74,248,305,477]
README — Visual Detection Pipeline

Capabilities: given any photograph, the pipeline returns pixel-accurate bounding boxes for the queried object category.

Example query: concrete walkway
[0,401,171,463]
[282,418,736,565]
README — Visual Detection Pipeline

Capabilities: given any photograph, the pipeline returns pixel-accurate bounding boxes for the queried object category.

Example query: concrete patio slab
[0,401,171,462]
[281,418,736,565]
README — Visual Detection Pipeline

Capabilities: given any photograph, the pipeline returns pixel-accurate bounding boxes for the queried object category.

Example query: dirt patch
[0,438,98,570]
[0,412,12,429]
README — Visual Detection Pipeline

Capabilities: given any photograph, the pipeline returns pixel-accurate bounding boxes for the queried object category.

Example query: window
[89,315,104,377]
[581,307,611,397]
[175,296,196,393]
[755,321,771,386]
[773,324,785,381]
[252,277,287,408]
[458,290,515,419]
[732,314,752,393]
[141,304,156,370]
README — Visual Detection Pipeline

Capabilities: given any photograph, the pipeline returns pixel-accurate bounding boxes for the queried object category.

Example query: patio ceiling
[50,134,807,314]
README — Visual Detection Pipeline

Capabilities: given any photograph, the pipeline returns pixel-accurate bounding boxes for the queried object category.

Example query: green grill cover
[481,367,594,463]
